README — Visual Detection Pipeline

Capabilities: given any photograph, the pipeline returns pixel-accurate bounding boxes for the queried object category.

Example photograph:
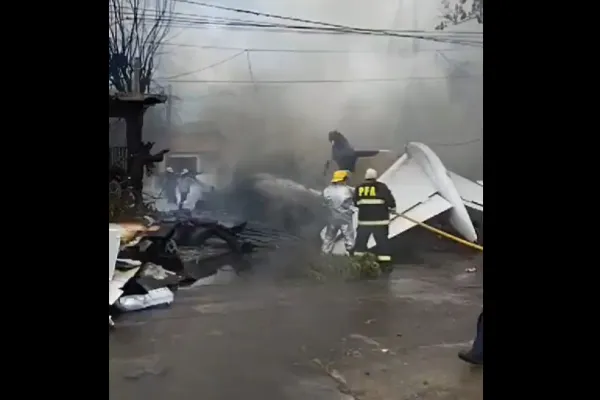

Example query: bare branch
[435,0,483,30]
[108,0,174,93]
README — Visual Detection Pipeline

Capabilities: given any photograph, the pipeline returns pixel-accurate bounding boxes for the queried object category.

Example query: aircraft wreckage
[323,141,483,254]
[109,140,482,326]
[245,140,483,253]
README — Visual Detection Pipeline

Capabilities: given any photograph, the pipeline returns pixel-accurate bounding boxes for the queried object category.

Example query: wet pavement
[109,253,483,400]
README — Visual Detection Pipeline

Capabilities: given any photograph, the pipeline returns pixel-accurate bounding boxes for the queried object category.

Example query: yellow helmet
[331,170,350,183]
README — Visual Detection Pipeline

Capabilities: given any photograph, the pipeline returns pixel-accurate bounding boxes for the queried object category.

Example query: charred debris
[109,208,302,328]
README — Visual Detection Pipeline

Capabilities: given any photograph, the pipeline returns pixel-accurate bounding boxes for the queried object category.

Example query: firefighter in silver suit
[321,170,356,255]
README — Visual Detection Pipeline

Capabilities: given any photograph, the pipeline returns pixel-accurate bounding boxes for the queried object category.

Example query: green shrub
[306,252,383,281]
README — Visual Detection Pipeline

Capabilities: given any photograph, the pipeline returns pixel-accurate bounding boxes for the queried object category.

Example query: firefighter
[163,167,178,205]
[353,168,396,264]
[178,169,195,209]
[321,170,356,255]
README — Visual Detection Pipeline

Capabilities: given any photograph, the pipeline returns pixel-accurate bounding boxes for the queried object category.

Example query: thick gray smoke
[156,0,482,228]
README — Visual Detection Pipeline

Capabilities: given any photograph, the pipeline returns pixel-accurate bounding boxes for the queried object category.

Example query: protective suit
[178,169,195,209]
[321,170,356,255]
[163,167,178,204]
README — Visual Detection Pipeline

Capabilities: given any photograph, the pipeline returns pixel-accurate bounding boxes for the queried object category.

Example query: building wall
[157,131,225,181]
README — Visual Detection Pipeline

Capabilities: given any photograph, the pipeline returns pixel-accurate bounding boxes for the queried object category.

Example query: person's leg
[167,189,177,204]
[459,311,483,365]
[353,226,370,257]
[340,223,356,254]
[179,191,189,209]
[372,225,391,264]
[472,312,483,357]
[321,224,340,254]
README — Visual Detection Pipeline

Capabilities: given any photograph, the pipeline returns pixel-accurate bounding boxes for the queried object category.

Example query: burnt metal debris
[109,209,300,327]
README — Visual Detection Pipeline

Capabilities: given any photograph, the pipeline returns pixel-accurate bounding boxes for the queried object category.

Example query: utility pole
[411,1,419,53]
[387,0,404,53]
[166,84,173,128]
[132,57,141,95]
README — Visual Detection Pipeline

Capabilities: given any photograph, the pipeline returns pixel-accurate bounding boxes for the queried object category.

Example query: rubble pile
[109,212,299,328]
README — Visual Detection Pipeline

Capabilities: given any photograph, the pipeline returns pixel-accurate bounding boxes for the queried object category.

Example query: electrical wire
[166,75,483,84]
[110,5,482,85]
[109,9,483,47]
[161,50,246,79]
[114,16,483,46]
[154,42,482,54]
[139,20,483,47]
[112,6,483,36]
[427,138,482,147]
[173,0,483,45]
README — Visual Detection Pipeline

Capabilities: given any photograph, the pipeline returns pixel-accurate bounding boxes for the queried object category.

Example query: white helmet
[166,167,174,173]
[365,168,378,180]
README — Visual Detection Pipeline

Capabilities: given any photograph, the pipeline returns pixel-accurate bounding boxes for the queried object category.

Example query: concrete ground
[109,253,483,400]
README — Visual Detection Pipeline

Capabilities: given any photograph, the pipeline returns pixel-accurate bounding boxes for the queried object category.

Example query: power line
[161,50,246,79]
[167,75,483,84]
[167,22,482,46]
[155,47,479,84]
[156,42,482,54]
[109,8,483,47]
[112,6,483,36]
[174,0,482,45]
[137,17,485,45]
[428,138,482,147]
[128,19,484,46]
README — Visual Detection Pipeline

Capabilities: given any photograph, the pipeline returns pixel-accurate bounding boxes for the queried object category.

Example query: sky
[149,0,483,179]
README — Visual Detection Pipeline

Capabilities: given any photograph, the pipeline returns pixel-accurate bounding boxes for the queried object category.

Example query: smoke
[157,0,482,227]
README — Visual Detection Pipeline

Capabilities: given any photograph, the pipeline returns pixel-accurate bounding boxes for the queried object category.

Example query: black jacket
[353,179,396,224]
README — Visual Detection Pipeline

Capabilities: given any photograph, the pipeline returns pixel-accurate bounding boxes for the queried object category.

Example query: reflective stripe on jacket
[353,179,396,224]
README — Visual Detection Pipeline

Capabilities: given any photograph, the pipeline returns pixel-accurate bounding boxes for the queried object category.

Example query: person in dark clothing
[459,311,483,365]
[163,167,178,205]
[352,168,396,264]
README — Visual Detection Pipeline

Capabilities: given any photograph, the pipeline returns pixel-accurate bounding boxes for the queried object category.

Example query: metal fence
[109,146,128,169]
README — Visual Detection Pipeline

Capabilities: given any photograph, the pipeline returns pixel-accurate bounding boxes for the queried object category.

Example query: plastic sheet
[116,287,174,312]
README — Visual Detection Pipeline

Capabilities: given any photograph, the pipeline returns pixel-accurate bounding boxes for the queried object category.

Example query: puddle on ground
[181,266,237,289]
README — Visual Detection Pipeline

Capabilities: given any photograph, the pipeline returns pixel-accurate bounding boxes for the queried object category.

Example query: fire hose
[391,213,483,252]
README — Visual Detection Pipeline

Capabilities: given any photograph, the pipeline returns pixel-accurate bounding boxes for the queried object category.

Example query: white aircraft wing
[377,194,452,247]
[330,155,453,254]
[448,172,484,212]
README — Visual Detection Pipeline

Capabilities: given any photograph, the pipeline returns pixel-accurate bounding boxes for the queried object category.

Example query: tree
[109,0,174,209]
[108,0,174,93]
[435,0,483,30]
